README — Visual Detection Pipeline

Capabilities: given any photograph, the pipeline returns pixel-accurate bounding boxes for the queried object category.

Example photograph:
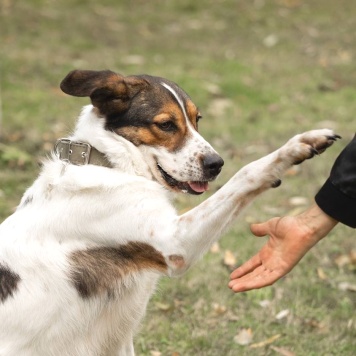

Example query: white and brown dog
[0,70,339,355]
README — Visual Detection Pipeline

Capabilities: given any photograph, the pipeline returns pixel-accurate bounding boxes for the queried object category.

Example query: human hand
[228,205,337,292]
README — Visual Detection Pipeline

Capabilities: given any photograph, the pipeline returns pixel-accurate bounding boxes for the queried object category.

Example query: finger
[250,217,279,237]
[250,222,269,237]
[229,254,262,280]
[229,264,269,289]
[229,267,281,293]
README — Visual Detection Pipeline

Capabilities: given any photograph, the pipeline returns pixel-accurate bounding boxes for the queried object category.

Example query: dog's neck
[69,105,153,180]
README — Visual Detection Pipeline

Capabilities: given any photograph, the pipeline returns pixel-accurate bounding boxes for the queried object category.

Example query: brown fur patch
[69,242,167,298]
[115,102,190,152]
[185,100,200,130]
[0,263,21,303]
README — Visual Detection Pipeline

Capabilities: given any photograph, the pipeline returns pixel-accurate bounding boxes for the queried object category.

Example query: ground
[1,0,355,355]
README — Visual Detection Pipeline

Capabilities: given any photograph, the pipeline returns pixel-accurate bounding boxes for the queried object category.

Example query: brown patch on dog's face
[115,100,195,152]
[185,100,201,130]
[69,242,167,298]
[0,263,21,303]
[105,78,200,153]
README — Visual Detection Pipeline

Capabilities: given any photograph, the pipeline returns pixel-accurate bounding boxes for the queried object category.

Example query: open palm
[229,206,338,292]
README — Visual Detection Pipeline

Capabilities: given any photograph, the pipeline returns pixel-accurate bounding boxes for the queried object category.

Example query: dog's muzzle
[157,153,224,195]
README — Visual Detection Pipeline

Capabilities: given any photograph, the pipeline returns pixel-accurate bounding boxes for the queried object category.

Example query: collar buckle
[54,139,92,165]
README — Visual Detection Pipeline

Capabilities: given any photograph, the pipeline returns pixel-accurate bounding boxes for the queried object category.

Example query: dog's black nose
[202,154,224,177]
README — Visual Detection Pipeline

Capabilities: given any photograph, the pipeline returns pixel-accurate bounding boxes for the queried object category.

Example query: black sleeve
[315,134,356,228]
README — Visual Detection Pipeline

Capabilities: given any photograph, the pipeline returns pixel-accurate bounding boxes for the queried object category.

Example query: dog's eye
[156,121,177,132]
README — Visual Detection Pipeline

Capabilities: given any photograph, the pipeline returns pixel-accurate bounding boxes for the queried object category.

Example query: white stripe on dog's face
[160,82,206,142]
[161,83,190,123]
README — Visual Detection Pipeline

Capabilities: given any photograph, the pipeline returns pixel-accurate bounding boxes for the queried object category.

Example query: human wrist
[297,204,338,244]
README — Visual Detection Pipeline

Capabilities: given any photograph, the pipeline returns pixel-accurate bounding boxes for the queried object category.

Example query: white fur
[0,105,336,355]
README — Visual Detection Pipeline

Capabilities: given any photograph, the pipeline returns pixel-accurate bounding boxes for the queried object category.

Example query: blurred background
[1,0,355,355]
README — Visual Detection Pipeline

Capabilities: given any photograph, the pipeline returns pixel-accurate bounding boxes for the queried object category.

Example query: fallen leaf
[263,34,279,47]
[250,334,281,348]
[234,328,253,346]
[227,312,240,322]
[150,351,162,356]
[155,302,171,311]
[270,345,295,356]
[334,254,351,268]
[317,267,328,280]
[212,302,227,315]
[304,319,325,329]
[288,196,308,207]
[259,299,271,308]
[350,250,356,264]
[224,250,237,268]
[210,242,220,253]
[275,309,290,320]
[338,282,356,292]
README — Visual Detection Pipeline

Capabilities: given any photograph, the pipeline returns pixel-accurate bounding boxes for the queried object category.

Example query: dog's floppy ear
[60,69,148,115]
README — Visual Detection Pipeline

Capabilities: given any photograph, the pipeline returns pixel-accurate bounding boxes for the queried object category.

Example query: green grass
[1,0,355,355]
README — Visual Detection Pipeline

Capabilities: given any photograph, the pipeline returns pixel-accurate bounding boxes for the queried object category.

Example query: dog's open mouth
[157,164,208,195]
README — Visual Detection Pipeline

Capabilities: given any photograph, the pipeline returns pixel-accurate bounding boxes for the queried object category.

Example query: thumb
[250,217,279,237]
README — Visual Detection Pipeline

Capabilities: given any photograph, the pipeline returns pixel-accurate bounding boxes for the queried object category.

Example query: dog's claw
[327,134,342,141]
[313,134,341,155]
[310,147,320,156]
[271,179,282,188]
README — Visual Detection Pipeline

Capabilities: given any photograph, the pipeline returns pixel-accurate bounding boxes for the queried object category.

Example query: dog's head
[60,70,224,195]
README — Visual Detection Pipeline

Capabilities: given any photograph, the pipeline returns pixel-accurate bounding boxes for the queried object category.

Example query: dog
[0,69,339,355]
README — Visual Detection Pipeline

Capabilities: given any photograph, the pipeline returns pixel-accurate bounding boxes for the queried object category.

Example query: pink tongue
[188,181,209,193]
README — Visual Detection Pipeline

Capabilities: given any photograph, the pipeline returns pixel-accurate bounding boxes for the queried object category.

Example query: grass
[1,0,355,355]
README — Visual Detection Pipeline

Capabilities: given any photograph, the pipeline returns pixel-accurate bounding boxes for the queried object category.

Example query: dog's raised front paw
[283,129,341,166]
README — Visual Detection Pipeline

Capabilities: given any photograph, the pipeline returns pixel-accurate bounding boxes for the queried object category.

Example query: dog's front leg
[166,129,339,276]
[115,341,135,356]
